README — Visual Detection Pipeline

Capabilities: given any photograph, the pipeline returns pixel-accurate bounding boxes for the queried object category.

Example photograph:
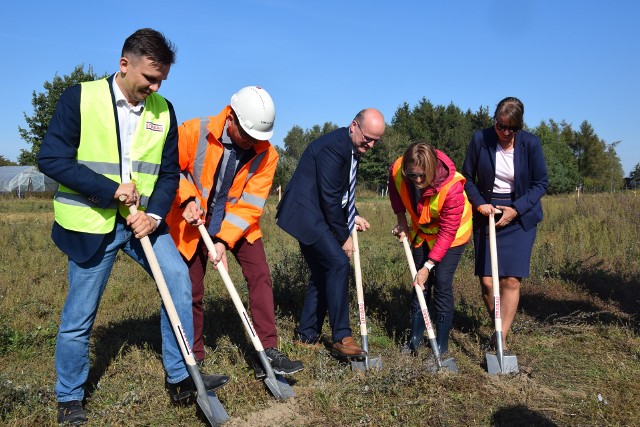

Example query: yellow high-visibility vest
[53,78,170,233]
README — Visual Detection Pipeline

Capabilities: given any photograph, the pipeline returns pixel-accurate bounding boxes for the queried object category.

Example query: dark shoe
[166,374,230,405]
[252,354,267,379]
[400,342,418,356]
[331,336,367,358]
[265,347,304,375]
[57,400,87,425]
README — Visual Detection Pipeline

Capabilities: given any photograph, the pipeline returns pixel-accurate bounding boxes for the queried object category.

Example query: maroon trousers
[186,237,277,361]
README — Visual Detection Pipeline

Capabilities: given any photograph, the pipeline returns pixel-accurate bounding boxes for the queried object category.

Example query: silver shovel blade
[425,355,458,373]
[486,352,519,374]
[257,350,295,400]
[197,391,229,426]
[264,373,295,400]
[350,355,383,371]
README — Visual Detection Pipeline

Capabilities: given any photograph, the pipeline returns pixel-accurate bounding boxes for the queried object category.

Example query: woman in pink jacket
[389,141,472,355]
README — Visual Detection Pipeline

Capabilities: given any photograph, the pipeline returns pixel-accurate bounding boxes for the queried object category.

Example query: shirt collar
[113,73,144,112]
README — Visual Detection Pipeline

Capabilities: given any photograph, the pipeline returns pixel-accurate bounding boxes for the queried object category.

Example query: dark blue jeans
[410,242,467,353]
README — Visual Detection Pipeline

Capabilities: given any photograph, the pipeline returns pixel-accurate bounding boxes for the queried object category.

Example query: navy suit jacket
[37,74,179,263]
[276,127,355,246]
[461,127,548,231]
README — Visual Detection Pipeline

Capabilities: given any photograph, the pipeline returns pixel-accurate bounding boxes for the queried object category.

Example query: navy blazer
[37,74,179,263]
[276,127,355,246]
[461,127,548,231]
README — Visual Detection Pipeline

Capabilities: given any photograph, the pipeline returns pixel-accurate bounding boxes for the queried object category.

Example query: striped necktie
[347,154,359,232]
[207,147,237,236]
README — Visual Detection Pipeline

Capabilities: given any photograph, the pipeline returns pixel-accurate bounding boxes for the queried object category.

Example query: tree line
[15,65,631,195]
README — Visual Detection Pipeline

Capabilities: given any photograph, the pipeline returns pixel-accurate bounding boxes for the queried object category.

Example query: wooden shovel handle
[197,224,265,352]
[351,229,368,336]
[489,211,502,332]
[126,204,197,367]
[401,237,436,339]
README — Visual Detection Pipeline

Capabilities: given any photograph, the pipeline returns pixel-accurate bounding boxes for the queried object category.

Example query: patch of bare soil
[225,391,314,427]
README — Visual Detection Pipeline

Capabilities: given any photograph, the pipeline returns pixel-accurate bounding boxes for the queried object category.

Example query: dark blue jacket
[276,127,355,246]
[37,74,179,263]
[461,127,548,231]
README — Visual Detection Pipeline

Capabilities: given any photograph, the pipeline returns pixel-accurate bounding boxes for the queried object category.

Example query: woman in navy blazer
[461,97,548,351]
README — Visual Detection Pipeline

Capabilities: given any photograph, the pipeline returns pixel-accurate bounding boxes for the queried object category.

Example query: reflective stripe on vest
[392,158,472,249]
[190,118,268,215]
[53,78,169,233]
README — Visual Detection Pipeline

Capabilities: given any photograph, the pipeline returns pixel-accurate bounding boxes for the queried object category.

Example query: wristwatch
[423,259,436,272]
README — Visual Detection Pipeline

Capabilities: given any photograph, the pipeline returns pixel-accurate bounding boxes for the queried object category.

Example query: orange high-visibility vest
[391,158,472,248]
[166,106,278,259]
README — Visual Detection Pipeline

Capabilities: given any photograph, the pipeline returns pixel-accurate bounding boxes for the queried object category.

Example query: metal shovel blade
[426,355,458,373]
[350,335,382,371]
[187,364,229,426]
[486,352,519,375]
[258,351,295,400]
[263,373,295,400]
[350,355,383,371]
[425,338,458,373]
[198,391,229,426]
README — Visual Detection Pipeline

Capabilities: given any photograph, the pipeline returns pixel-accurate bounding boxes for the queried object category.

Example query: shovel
[126,204,229,426]
[197,225,295,400]
[485,210,519,375]
[401,237,458,373]
[349,229,383,371]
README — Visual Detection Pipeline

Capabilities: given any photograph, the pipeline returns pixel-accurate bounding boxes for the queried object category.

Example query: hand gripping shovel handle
[486,209,517,374]
[489,211,502,335]
[126,205,227,425]
[401,237,458,372]
[197,225,294,399]
[401,237,437,342]
[197,225,264,352]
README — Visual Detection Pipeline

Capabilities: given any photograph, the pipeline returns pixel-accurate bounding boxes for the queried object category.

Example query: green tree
[18,64,106,165]
[567,121,623,192]
[273,122,338,189]
[0,155,18,166]
[534,119,580,194]
[358,126,409,193]
[629,163,640,182]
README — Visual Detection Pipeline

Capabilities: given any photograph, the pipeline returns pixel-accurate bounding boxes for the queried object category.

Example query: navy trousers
[297,232,352,343]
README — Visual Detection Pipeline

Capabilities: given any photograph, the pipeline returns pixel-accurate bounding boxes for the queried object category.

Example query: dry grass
[1,193,639,426]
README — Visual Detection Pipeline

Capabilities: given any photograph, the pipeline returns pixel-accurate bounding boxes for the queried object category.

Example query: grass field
[1,193,639,426]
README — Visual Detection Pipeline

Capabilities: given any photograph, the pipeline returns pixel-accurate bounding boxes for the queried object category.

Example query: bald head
[350,108,385,155]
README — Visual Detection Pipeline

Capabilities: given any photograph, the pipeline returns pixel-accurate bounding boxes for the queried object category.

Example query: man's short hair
[121,28,176,66]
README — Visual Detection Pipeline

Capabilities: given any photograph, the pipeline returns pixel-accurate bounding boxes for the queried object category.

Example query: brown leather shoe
[332,336,367,357]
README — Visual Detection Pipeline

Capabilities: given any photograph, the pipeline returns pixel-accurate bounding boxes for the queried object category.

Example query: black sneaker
[264,347,304,375]
[57,400,87,425]
[165,374,230,405]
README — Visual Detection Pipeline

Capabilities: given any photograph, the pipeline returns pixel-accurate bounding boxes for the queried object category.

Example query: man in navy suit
[38,28,228,425]
[276,108,385,358]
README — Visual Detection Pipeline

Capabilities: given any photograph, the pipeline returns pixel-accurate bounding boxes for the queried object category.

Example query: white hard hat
[230,86,275,140]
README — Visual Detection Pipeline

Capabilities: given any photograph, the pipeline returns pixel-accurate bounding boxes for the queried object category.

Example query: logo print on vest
[145,121,164,132]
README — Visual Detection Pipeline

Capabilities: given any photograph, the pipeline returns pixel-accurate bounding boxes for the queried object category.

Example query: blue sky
[2,1,638,175]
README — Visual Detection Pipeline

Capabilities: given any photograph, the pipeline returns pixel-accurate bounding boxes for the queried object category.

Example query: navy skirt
[473,193,536,278]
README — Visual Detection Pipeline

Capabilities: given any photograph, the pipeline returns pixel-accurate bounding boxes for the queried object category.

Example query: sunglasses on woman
[495,122,520,133]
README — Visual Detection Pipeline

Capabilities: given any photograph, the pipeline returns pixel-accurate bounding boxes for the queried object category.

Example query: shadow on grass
[87,314,162,396]
[559,258,640,330]
[493,404,557,426]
